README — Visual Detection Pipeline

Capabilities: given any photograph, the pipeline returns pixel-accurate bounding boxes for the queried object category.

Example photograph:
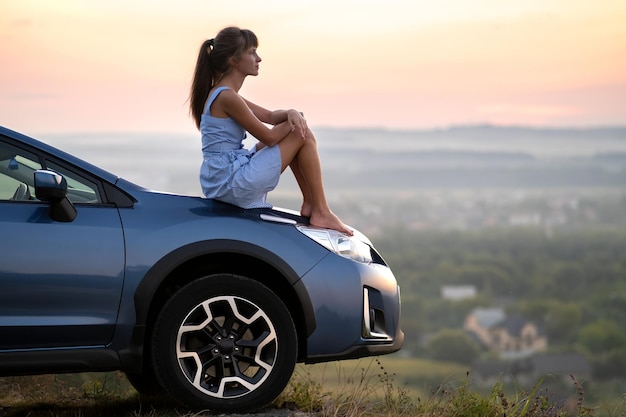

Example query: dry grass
[0,373,177,417]
[274,358,611,417]
[1,359,623,417]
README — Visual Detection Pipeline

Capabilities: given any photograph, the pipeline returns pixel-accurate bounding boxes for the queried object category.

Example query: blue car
[0,126,403,412]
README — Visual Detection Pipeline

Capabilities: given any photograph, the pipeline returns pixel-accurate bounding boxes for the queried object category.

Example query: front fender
[117,238,318,372]
[132,239,315,328]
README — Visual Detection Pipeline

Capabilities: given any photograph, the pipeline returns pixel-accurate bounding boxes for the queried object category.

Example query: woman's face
[235,46,261,77]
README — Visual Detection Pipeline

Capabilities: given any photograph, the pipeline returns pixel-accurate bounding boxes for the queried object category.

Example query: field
[2,355,623,416]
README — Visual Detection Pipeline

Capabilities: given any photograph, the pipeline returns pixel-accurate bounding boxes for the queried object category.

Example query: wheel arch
[127,240,315,367]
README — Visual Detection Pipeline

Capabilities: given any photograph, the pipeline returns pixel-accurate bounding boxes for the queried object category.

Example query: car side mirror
[34,169,77,222]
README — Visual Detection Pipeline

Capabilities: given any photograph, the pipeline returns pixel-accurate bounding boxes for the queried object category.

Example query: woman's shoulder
[211,86,243,105]
[214,88,250,116]
[208,85,230,101]
[206,86,240,116]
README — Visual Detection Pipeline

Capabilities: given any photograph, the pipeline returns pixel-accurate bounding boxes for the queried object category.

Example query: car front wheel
[151,274,297,413]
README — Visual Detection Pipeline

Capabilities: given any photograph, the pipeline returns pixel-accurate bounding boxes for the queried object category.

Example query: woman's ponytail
[190,39,216,129]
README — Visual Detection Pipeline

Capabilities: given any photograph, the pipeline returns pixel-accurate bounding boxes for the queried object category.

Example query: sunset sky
[1,0,625,136]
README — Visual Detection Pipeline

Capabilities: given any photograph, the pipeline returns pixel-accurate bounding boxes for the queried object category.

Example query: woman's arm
[244,98,307,139]
[219,90,293,146]
[244,99,300,126]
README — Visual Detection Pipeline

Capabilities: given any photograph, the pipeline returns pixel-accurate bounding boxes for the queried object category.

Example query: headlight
[297,226,372,263]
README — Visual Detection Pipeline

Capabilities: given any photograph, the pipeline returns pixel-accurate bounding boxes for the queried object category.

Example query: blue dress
[199,87,281,208]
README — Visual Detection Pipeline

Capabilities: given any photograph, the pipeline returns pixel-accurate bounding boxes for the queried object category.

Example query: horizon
[32,123,626,202]
[20,122,626,139]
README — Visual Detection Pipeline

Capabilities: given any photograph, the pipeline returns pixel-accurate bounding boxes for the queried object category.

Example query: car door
[0,139,125,350]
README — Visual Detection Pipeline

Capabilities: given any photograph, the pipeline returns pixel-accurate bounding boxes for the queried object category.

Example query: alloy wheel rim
[176,295,278,398]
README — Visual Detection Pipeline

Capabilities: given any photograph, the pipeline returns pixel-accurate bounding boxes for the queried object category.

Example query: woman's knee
[304,128,316,144]
[288,127,315,145]
[281,128,316,154]
[287,129,316,151]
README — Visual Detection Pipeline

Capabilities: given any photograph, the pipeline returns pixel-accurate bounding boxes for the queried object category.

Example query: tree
[427,329,480,365]
[544,301,583,344]
[577,319,626,355]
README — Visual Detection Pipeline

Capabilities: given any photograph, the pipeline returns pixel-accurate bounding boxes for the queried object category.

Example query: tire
[151,274,298,413]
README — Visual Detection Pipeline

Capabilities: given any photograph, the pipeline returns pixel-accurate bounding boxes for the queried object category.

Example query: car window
[0,141,41,201]
[45,161,101,204]
[0,140,102,204]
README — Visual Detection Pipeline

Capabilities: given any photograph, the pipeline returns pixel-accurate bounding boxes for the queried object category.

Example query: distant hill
[314,125,626,190]
[42,125,626,193]
[315,125,626,157]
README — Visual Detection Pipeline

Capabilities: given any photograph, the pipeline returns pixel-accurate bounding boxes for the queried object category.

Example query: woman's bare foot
[310,210,353,236]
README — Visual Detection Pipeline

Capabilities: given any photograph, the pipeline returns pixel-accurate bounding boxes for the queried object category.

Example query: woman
[190,26,352,235]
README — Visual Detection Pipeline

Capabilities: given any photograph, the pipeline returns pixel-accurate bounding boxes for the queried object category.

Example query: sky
[1,0,625,136]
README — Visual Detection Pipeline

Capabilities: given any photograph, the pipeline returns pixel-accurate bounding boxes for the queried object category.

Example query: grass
[0,373,180,417]
[275,358,616,417]
[1,357,624,417]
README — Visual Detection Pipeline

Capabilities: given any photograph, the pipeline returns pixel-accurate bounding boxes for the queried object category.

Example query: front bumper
[299,253,403,363]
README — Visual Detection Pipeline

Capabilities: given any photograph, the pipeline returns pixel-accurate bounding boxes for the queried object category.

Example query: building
[464,307,547,359]
[441,285,477,301]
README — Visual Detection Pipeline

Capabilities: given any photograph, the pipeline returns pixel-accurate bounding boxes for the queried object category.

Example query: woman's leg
[288,158,312,218]
[256,140,313,216]
[278,129,352,235]
[257,140,312,214]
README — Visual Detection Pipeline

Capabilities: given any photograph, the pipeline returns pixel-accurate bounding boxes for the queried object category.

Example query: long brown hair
[189,27,258,129]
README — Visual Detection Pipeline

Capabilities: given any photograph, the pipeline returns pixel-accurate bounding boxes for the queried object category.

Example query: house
[464,307,547,359]
[441,285,477,301]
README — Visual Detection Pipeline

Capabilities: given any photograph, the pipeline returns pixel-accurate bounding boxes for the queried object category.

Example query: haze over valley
[44,125,626,234]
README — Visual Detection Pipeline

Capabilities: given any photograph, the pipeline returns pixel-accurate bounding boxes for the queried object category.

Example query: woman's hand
[287,110,308,139]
